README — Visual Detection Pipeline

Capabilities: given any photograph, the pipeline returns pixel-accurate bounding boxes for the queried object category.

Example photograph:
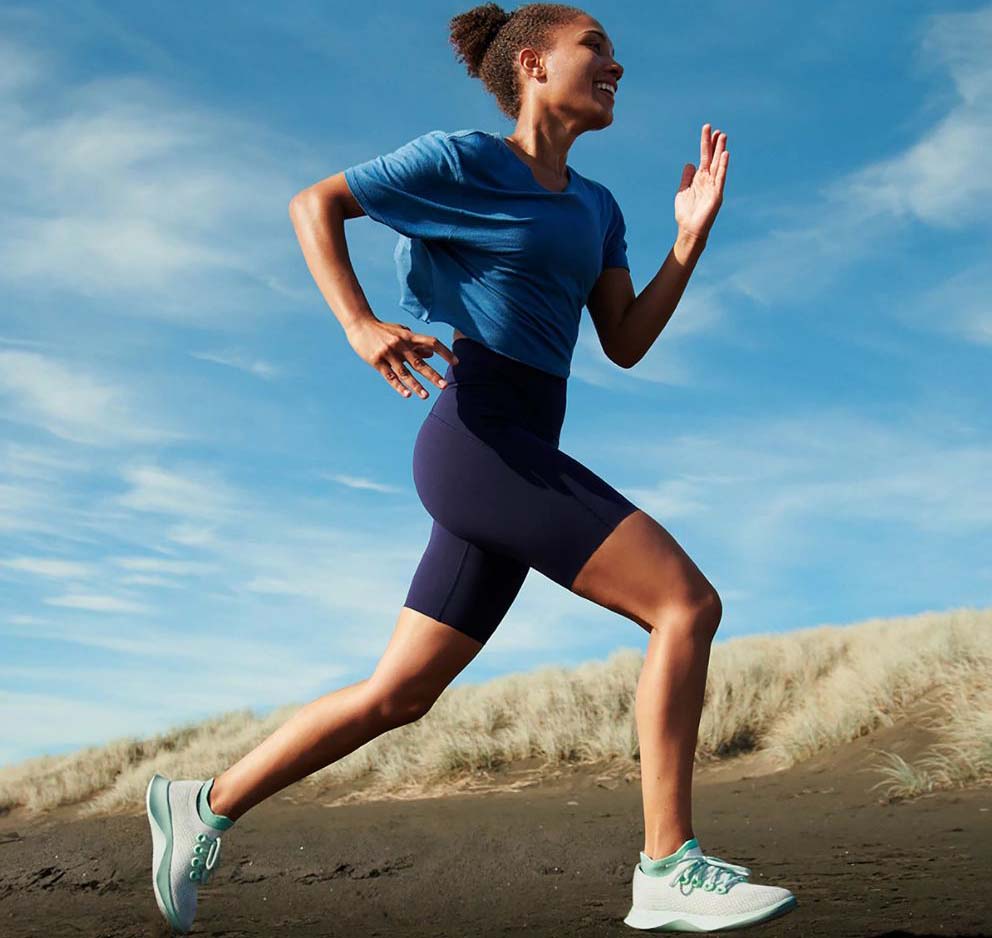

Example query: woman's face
[517,15,623,131]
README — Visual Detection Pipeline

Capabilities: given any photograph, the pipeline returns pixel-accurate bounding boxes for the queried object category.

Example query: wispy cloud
[115,464,239,521]
[0,33,313,324]
[322,473,403,494]
[43,593,151,614]
[190,349,281,379]
[0,349,184,446]
[111,555,218,576]
[0,441,88,479]
[0,556,95,578]
[602,407,992,581]
[720,5,992,342]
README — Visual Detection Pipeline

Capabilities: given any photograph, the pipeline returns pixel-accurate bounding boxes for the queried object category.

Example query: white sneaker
[624,837,797,932]
[146,773,233,933]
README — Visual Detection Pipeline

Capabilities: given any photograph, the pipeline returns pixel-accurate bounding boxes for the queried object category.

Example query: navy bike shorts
[404,336,640,645]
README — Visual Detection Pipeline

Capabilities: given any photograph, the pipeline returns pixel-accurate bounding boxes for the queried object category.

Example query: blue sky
[1,0,990,767]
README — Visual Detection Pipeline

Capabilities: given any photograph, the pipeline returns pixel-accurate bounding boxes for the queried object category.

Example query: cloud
[164,523,220,548]
[597,406,992,583]
[115,464,238,520]
[718,6,992,342]
[0,34,315,324]
[0,440,89,479]
[0,349,184,446]
[111,555,218,576]
[43,593,151,614]
[323,473,403,494]
[190,350,281,380]
[0,556,95,578]
[117,574,183,588]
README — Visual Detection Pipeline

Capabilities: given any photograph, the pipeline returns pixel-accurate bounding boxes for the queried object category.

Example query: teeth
[594,82,616,96]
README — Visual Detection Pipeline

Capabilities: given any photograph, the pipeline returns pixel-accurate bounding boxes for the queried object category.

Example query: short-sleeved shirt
[343,129,628,379]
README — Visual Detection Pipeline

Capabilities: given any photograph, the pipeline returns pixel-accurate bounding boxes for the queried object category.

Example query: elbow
[288,189,311,220]
[289,188,349,226]
[609,342,636,370]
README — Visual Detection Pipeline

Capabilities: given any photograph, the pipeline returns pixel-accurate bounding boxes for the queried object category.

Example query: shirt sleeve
[343,130,464,241]
[602,190,630,271]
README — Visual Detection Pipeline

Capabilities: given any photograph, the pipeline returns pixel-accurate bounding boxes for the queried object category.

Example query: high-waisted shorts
[404,336,640,645]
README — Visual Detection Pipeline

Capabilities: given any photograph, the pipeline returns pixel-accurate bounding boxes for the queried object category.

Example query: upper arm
[586,189,634,366]
[290,171,367,220]
[289,129,462,228]
[586,266,636,367]
[333,130,463,239]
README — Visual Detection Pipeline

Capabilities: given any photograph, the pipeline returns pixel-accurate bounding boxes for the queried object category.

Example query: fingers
[709,129,728,194]
[700,123,728,176]
[411,333,460,368]
[698,124,729,190]
[378,359,420,398]
[406,334,461,386]
[715,147,728,194]
[378,333,461,400]
[389,355,430,399]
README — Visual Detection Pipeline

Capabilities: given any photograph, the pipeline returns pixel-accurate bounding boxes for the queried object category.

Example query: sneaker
[623,837,797,932]
[145,772,233,933]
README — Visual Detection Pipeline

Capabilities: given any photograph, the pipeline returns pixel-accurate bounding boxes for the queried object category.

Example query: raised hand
[674,124,729,241]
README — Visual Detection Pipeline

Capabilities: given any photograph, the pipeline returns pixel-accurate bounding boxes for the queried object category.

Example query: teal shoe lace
[188,832,222,883]
[669,854,751,894]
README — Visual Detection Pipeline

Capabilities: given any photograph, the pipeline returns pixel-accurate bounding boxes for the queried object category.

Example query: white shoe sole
[146,773,185,932]
[624,892,797,932]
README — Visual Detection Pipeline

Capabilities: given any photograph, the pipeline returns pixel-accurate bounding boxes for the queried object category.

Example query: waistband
[448,336,566,389]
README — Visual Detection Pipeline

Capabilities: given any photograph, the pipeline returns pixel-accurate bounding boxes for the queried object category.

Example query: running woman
[146,4,797,933]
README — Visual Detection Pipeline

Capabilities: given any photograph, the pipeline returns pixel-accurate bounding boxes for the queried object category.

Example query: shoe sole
[624,892,797,932]
[146,773,184,932]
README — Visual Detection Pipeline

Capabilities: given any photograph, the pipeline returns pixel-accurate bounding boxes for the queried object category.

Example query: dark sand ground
[1,714,989,937]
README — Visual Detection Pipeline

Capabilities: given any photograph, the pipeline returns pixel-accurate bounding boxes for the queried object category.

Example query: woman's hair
[449,3,585,120]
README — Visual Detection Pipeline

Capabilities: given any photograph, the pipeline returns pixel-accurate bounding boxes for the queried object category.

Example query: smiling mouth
[595,87,615,103]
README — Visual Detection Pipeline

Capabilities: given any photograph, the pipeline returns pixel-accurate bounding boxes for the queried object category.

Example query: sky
[1,0,990,767]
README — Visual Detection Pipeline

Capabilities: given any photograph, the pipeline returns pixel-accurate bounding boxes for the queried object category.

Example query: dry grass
[866,655,992,802]
[1,605,988,819]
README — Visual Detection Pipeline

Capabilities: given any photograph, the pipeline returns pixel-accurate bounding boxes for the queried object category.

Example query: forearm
[613,230,708,369]
[288,193,378,337]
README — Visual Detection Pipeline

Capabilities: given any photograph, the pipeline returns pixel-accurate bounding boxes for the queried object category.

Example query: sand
[1,716,989,937]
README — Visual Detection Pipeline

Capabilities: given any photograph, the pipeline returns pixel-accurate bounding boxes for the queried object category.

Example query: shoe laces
[667,853,751,894]
[188,831,222,884]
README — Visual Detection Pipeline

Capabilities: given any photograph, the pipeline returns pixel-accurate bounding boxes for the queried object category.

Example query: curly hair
[449,3,587,120]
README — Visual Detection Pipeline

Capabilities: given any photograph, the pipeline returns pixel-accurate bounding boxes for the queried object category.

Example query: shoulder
[587,174,619,205]
[384,129,469,183]
[574,170,623,216]
[402,128,497,173]
[442,128,500,162]
[422,129,505,184]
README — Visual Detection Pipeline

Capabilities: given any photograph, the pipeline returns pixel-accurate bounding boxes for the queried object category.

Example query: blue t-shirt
[343,128,629,378]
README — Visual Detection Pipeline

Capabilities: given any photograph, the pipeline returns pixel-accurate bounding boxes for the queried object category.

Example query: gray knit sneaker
[624,837,797,932]
[146,773,233,933]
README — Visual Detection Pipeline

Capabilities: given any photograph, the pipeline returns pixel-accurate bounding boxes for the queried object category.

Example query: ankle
[198,777,236,829]
[643,834,695,861]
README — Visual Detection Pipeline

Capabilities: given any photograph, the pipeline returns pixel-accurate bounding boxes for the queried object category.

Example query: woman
[146,3,796,933]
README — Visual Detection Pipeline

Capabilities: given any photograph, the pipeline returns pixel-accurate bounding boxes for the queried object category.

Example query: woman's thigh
[412,411,639,593]
[404,518,530,646]
[570,508,720,633]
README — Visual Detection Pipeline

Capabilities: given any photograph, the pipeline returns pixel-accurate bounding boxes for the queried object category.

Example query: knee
[660,586,722,639]
[368,681,438,727]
